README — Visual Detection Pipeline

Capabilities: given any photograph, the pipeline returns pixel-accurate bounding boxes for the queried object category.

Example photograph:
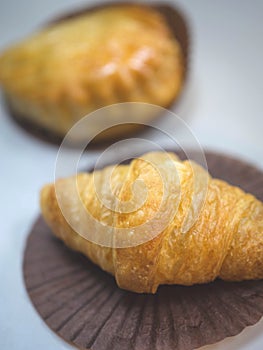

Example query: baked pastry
[40,151,263,293]
[0,4,184,141]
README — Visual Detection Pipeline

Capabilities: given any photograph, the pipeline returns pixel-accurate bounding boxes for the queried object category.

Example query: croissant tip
[40,183,54,216]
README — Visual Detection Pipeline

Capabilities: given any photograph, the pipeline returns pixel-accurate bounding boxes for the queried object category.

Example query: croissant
[40,152,263,293]
[0,4,183,141]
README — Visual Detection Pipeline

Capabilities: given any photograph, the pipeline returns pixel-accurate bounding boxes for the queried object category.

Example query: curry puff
[0,4,184,140]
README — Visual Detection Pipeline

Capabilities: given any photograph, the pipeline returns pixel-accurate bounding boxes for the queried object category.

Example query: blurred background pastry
[0,3,187,143]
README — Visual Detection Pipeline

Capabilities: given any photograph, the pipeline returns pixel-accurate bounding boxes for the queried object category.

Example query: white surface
[0,0,263,349]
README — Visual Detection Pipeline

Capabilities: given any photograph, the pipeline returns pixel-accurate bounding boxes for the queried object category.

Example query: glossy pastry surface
[0,4,184,138]
[41,152,263,293]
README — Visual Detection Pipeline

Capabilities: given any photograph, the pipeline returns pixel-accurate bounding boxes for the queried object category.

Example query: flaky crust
[40,152,263,293]
[0,4,183,139]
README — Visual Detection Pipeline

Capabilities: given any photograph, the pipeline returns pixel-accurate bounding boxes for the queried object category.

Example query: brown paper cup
[23,150,263,350]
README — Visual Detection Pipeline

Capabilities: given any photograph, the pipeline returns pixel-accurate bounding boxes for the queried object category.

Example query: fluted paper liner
[23,151,263,350]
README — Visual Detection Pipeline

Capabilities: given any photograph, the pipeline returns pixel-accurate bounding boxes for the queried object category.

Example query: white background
[0,0,263,349]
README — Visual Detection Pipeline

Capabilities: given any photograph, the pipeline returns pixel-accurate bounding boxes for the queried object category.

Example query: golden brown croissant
[0,4,183,140]
[40,152,263,293]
